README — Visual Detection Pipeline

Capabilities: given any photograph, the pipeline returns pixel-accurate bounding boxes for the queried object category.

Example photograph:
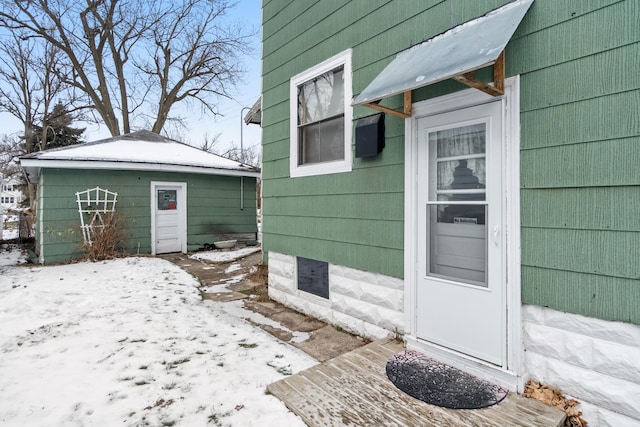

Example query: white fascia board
[19,159,260,178]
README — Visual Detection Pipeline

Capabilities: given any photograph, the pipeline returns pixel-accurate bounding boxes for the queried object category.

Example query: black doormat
[386,349,508,410]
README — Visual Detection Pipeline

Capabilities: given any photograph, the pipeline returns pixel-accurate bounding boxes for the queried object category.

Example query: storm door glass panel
[157,189,177,210]
[427,123,488,286]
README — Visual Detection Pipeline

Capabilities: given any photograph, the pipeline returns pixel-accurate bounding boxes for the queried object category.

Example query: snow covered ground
[1,215,19,241]
[0,246,317,426]
[1,227,19,241]
[189,247,261,263]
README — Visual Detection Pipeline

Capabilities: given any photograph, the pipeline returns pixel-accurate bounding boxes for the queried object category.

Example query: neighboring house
[0,176,23,209]
[260,0,639,425]
[20,130,260,264]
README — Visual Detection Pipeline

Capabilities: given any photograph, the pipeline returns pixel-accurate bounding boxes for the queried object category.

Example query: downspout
[36,170,44,263]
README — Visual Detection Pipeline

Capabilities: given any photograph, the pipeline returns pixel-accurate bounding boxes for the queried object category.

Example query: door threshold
[405,336,521,392]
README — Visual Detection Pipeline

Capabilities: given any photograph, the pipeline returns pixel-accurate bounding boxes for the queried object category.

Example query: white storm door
[416,101,505,366]
[152,183,186,255]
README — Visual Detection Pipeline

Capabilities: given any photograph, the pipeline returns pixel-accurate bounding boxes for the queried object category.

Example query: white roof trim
[20,159,260,184]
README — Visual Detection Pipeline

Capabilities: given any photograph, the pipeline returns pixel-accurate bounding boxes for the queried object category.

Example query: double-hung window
[290,49,352,177]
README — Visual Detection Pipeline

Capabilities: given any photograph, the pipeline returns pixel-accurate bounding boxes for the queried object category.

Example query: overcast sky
[0,0,262,154]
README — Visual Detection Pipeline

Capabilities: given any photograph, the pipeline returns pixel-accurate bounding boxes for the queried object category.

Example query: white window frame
[290,49,353,178]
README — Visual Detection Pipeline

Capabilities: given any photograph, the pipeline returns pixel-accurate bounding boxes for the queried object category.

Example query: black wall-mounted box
[355,113,385,158]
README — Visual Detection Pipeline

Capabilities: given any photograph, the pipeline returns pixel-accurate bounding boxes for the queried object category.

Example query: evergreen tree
[26,103,85,152]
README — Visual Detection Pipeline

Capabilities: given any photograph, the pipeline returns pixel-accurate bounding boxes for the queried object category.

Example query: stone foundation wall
[523,305,640,426]
[268,251,404,340]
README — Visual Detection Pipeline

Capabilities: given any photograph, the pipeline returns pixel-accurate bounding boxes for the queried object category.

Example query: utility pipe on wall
[240,106,251,210]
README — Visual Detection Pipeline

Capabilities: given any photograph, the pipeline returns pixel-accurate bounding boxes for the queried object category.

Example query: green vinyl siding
[37,168,257,264]
[515,0,640,324]
[521,267,640,324]
[261,0,512,279]
[262,0,640,323]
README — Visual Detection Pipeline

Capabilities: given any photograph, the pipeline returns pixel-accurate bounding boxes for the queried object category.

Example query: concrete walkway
[162,249,564,426]
[160,249,367,362]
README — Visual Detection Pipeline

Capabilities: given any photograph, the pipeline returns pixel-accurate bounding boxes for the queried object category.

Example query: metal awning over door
[352,0,534,118]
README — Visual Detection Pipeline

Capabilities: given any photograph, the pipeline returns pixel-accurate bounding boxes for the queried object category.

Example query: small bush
[247,261,268,285]
[82,212,126,261]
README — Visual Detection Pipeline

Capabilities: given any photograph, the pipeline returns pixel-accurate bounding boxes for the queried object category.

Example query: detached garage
[20,130,260,264]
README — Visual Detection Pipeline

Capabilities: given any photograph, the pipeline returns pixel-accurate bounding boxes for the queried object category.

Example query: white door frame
[403,77,523,390]
[150,181,187,255]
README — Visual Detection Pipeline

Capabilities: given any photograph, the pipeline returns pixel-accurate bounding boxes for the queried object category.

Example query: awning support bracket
[452,50,505,97]
[360,51,505,118]
[362,91,412,119]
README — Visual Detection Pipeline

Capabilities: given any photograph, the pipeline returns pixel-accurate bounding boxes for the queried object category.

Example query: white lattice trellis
[76,187,118,245]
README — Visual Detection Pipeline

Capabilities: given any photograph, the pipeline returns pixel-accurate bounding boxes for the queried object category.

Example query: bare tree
[0,32,80,206]
[198,132,223,154]
[197,133,260,168]
[0,32,80,147]
[0,134,22,178]
[0,34,34,153]
[217,141,261,168]
[0,0,253,137]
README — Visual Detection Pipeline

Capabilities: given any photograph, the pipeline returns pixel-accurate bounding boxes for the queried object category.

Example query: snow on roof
[20,130,259,180]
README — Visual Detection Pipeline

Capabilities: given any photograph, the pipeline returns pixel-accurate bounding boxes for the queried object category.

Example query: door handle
[493,226,500,246]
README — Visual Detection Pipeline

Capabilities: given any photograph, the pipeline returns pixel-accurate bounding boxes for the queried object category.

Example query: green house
[260,0,639,423]
[20,130,259,264]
